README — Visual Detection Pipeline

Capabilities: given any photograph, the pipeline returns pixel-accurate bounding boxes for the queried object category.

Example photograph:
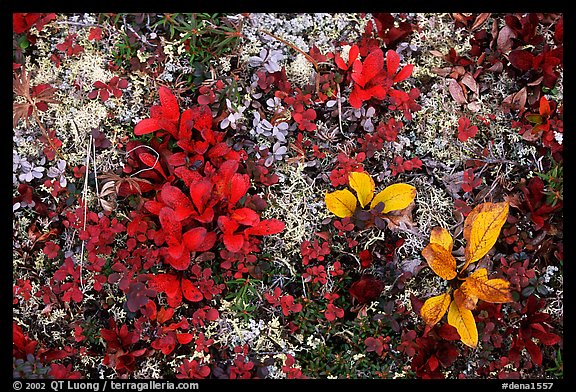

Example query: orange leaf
[348,171,375,208]
[370,183,416,213]
[429,226,453,253]
[420,292,451,326]
[461,268,513,304]
[447,299,478,348]
[421,243,457,281]
[325,189,357,218]
[463,201,509,269]
[453,287,478,311]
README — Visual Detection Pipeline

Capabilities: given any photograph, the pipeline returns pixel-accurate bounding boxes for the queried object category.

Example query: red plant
[349,48,414,109]
[507,295,561,367]
[372,13,414,48]
[13,13,55,34]
[300,238,331,266]
[349,275,384,304]
[100,319,147,375]
[88,76,128,102]
[56,33,84,56]
[461,168,482,193]
[88,27,103,41]
[457,116,479,142]
[365,336,391,357]
[176,359,211,379]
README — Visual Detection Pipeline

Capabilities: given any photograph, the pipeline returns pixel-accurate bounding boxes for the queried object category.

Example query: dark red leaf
[509,50,535,71]
[524,338,542,366]
[349,275,384,304]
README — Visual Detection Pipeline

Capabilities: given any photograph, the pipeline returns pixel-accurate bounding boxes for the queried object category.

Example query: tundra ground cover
[13,13,563,380]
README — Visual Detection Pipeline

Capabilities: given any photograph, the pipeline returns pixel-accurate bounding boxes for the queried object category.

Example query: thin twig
[79,135,93,292]
[336,83,343,134]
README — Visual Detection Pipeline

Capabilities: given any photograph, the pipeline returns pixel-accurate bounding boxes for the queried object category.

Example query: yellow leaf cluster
[325,171,416,218]
[419,201,512,348]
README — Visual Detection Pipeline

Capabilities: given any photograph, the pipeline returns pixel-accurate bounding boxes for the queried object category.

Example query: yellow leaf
[461,268,513,304]
[462,201,509,269]
[448,299,478,348]
[348,171,375,208]
[430,226,453,253]
[421,243,457,280]
[370,183,416,213]
[420,292,451,326]
[325,189,357,218]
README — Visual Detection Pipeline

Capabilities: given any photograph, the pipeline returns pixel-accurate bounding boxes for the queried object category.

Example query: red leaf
[197,231,217,252]
[161,184,193,214]
[166,236,186,259]
[189,179,213,213]
[181,278,203,302]
[144,200,164,215]
[177,333,194,345]
[231,208,260,226]
[208,142,231,161]
[158,86,180,122]
[183,227,208,252]
[218,216,239,234]
[394,64,414,83]
[190,105,213,131]
[386,49,400,77]
[244,219,285,236]
[509,50,535,71]
[134,118,161,135]
[524,338,542,366]
[349,276,384,304]
[165,251,190,271]
[148,274,182,308]
[228,173,250,206]
[223,233,244,253]
[352,49,384,87]
[159,207,182,240]
[359,249,373,269]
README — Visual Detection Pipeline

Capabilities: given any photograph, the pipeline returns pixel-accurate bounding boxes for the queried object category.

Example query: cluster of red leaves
[13,13,56,35]
[397,325,460,379]
[88,76,128,102]
[328,152,365,187]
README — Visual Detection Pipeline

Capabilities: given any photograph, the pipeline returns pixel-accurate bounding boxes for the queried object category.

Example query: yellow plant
[420,201,513,348]
[325,171,416,218]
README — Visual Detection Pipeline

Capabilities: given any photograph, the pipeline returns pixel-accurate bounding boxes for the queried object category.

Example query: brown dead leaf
[431,67,452,77]
[461,73,479,96]
[497,25,517,53]
[502,87,527,114]
[382,201,416,232]
[471,13,491,31]
[448,78,467,104]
